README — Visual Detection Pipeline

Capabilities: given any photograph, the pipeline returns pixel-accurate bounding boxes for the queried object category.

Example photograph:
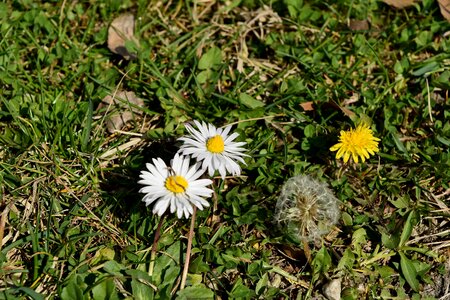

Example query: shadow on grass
[98,138,180,242]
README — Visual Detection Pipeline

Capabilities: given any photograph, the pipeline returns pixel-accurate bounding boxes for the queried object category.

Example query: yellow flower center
[165,175,188,193]
[206,135,225,153]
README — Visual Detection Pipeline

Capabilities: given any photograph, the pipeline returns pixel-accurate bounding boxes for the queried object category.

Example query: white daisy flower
[178,120,249,179]
[138,153,213,219]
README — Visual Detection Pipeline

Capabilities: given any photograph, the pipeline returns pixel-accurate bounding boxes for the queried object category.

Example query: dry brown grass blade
[0,203,8,252]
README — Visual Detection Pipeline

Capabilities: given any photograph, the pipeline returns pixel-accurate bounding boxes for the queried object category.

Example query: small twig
[180,207,197,290]
[112,130,144,137]
[436,188,450,199]
[149,215,166,277]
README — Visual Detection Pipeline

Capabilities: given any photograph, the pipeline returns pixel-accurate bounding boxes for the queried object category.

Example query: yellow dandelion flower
[330,123,380,163]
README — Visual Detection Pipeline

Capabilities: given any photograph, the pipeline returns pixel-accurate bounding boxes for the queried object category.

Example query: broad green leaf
[312,247,332,282]
[389,196,409,209]
[341,212,353,226]
[255,273,269,295]
[414,31,432,47]
[434,70,450,89]
[436,135,450,146]
[412,61,439,76]
[412,259,432,277]
[390,132,410,160]
[176,285,214,299]
[60,280,84,300]
[229,278,256,298]
[189,255,210,273]
[125,269,153,282]
[198,47,222,70]
[314,247,332,272]
[336,248,355,271]
[284,0,303,18]
[131,278,154,300]
[399,252,419,292]
[187,274,204,286]
[163,265,181,283]
[239,93,265,109]
[91,281,106,300]
[196,69,212,84]
[92,278,118,300]
[399,210,419,248]
[394,60,404,74]
[377,265,396,279]
[0,289,21,300]
[103,260,124,276]
[303,124,315,137]
[91,247,116,265]
[381,231,399,249]
[152,241,181,286]
[352,228,367,244]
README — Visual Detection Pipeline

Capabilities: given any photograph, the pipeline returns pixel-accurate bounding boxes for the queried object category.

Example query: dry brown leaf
[382,0,415,8]
[339,106,355,118]
[327,101,356,118]
[300,101,315,111]
[108,14,138,60]
[279,244,306,262]
[349,19,370,31]
[438,0,450,22]
[342,93,360,106]
[98,91,144,133]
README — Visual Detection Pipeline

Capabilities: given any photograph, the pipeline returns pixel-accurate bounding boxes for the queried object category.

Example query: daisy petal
[138,154,213,218]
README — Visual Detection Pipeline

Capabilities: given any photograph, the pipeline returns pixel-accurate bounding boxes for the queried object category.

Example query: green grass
[1,0,449,299]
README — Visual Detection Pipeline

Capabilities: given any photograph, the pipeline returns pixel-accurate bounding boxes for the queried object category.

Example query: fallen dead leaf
[438,0,450,22]
[339,106,355,118]
[108,14,139,60]
[278,244,306,262]
[98,91,145,133]
[300,101,315,111]
[342,93,360,106]
[327,100,356,118]
[382,0,415,8]
[349,19,370,31]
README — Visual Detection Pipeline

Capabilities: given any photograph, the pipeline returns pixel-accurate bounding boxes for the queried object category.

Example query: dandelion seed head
[274,175,340,242]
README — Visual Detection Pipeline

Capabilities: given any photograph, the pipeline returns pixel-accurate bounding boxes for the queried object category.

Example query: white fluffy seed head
[274,175,340,243]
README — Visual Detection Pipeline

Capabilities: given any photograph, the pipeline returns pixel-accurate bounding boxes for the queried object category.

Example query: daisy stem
[212,180,219,213]
[180,206,197,290]
[148,214,165,277]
